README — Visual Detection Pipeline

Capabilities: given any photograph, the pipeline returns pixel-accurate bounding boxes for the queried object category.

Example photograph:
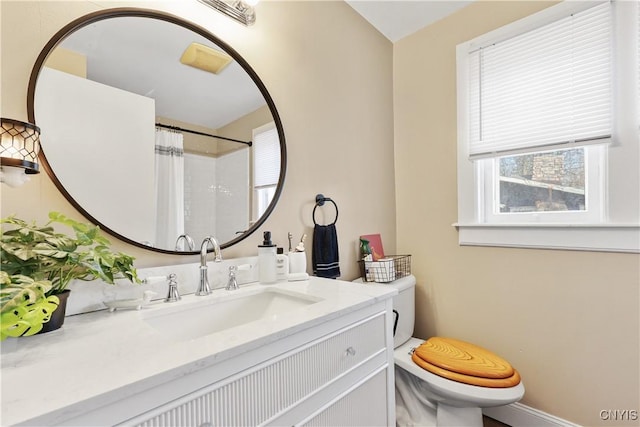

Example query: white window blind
[468,2,612,159]
[253,125,280,187]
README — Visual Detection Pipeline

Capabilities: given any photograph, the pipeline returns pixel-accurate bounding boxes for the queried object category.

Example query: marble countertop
[1,277,396,426]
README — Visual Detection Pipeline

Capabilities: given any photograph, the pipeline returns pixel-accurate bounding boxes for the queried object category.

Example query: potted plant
[0,212,140,335]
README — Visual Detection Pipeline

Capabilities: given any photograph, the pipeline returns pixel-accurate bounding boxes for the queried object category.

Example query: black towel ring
[313,194,339,226]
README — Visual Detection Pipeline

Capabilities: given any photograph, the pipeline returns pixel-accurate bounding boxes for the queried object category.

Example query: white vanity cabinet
[126,304,393,427]
[50,300,395,427]
[3,279,397,427]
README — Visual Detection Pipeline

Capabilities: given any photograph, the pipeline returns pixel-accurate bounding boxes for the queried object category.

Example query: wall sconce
[198,0,258,26]
[0,118,41,188]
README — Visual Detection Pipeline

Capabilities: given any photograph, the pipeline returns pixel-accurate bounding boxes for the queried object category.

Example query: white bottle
[276,248,289,281]
[258,231,277,284]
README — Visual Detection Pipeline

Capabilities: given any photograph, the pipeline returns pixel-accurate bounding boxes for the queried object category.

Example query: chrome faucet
[197,236,222,296]
[174,234,195,251]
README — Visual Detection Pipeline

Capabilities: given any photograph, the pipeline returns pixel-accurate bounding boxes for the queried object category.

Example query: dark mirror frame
[27,8,287,255]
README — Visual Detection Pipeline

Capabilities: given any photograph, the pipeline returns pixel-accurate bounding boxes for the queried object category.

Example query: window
[456,1,639,252]
[479,144,605,225]
[252,122,280,221]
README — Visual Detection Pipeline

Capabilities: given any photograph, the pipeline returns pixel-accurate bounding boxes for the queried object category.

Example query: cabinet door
[299,368,389,427]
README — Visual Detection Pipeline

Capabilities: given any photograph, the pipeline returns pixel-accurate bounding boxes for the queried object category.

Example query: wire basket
[358,255,411,283]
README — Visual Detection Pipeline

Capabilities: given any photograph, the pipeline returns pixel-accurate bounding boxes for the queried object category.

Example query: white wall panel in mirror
[35,67,156,244]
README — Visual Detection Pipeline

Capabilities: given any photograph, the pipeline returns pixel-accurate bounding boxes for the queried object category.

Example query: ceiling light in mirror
[180,43,233,75]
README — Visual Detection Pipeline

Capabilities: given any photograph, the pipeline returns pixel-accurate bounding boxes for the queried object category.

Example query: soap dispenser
[258,231,277,284]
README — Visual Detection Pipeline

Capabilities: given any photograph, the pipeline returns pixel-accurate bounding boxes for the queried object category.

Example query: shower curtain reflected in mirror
[154,129,185,249]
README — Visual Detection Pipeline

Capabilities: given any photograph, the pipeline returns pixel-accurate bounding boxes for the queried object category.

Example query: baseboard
[483,402,581,427]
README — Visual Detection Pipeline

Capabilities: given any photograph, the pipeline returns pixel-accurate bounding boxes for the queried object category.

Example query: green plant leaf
[0,279,58,340]
[1,277,52,313]
[2,212,140,296]
[1,319,35,339]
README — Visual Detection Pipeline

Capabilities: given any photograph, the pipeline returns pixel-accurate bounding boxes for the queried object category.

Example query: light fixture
[180,42,233,74]
[0,118,41,187]
[198,0,257,26]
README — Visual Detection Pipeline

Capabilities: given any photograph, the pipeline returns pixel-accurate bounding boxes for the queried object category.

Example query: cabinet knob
[345,346,356,356]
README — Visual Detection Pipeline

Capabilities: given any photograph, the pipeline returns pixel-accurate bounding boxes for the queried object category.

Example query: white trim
[484,402,581,427]
[455,223,640,253]
[252,121,276,137]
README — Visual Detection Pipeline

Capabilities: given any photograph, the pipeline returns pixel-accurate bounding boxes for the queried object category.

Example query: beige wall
[218,104,273,155]
[158,105,271,158]
[394,2,640,426]
[45,47,87,77]
[1,0,396,275]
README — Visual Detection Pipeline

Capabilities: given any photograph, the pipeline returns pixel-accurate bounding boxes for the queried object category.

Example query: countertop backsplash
[65,256,260,316]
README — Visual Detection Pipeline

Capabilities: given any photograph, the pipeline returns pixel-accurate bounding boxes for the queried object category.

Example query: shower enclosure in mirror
[28,8,286,254]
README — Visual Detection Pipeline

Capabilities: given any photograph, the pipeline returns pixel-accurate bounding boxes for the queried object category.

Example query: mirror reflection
[30,11,285,253]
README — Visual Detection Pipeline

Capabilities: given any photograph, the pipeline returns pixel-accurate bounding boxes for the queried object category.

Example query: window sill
[453,223,640,253]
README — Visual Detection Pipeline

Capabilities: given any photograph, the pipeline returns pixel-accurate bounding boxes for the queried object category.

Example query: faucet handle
[165,273,181,303]
[226,266,239,291]
[225,264,252,291]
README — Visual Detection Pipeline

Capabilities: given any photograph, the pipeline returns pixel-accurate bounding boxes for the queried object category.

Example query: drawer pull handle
[345,346,356,356]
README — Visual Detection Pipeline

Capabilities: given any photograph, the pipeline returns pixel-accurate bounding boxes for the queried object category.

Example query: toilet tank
[390,275,416,348]
[352,274,416,348]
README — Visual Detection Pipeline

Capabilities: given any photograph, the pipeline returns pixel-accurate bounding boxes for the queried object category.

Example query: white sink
[142,286,322,340]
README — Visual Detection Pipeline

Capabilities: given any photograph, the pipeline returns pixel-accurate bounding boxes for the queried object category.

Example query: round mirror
[28,8,286,254]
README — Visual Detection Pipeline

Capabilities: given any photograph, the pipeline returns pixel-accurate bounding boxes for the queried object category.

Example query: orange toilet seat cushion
[412,337,521,388]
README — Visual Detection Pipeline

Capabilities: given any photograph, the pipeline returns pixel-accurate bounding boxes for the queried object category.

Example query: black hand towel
[312,223,340,279]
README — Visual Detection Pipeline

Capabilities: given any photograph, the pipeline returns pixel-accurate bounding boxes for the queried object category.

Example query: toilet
[385,275,524,427]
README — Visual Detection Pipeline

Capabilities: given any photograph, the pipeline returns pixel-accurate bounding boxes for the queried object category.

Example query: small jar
[276,248,289,281]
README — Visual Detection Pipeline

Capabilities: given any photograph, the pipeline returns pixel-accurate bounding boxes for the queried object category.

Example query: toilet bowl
[396,337,524,426]
[365,274,524,427]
